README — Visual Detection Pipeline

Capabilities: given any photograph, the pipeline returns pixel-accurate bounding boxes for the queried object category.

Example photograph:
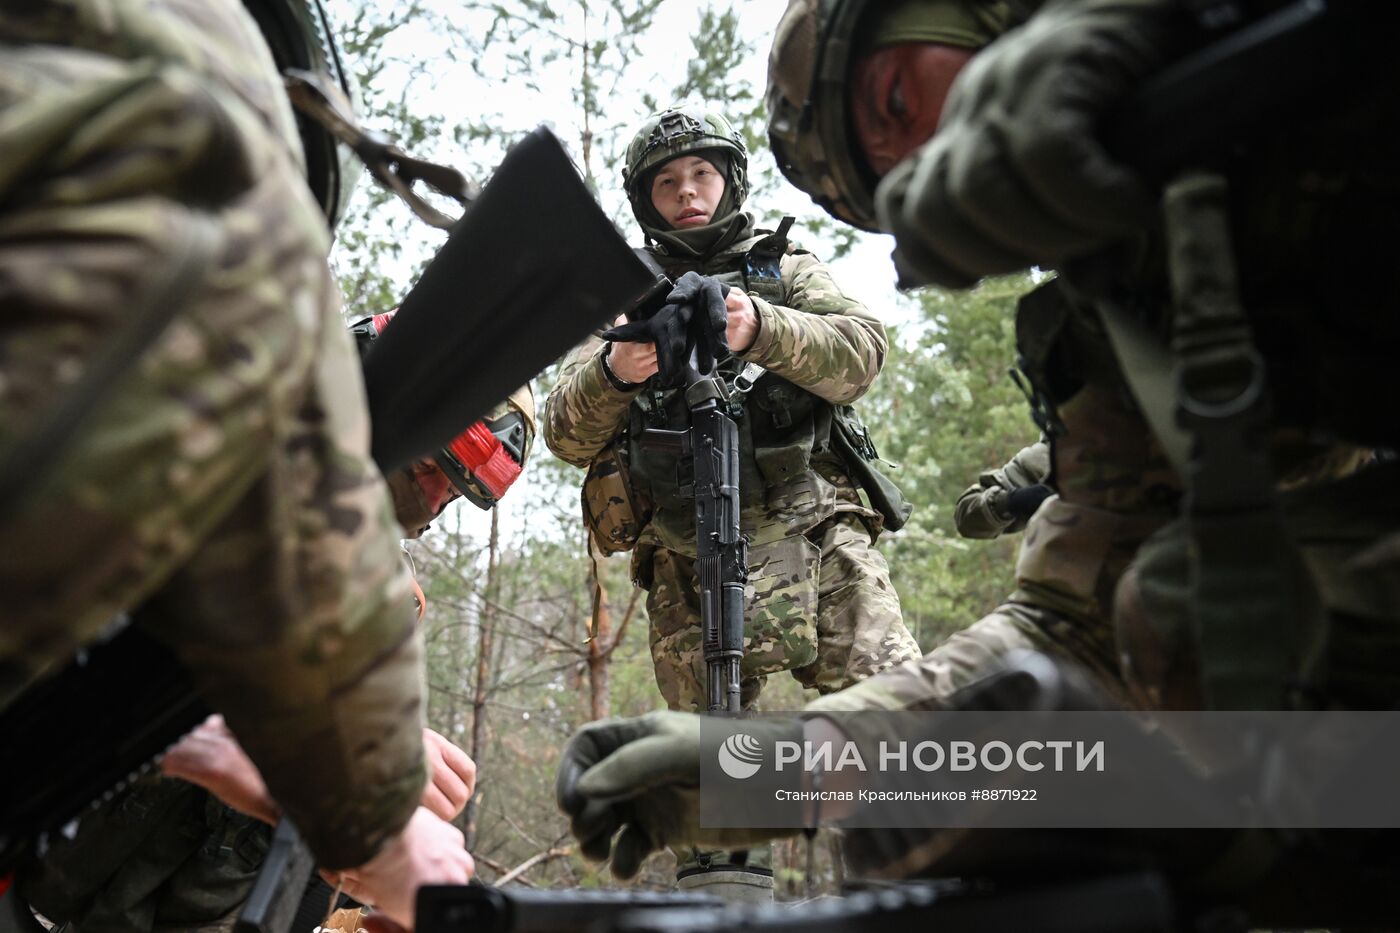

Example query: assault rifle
[416,860,1400,933]
[414,875,1178,933]
[639,363,747,713]
[0,126,668,930]
[415,885,723,933]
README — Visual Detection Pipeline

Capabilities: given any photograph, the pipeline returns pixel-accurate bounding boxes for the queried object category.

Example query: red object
[372,310,397,335]
[372,308,520,496]
[445,421,522,499]
[0,872,13,897]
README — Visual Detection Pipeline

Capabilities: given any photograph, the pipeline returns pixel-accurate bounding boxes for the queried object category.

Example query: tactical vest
[625,222,839,545]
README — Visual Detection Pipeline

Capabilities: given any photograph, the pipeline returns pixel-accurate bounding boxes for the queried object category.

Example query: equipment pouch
[742,535,820,677]
[581,441,651,554]
[830,407,913,532]
[751,381,814,485]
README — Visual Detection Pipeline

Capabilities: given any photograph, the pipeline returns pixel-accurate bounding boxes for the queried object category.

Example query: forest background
[328,0,1039,893]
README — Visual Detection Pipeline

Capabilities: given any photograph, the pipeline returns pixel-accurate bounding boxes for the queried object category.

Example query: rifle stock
[363,127,669,472]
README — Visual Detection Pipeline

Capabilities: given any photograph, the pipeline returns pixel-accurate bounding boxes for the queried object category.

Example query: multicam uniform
[547,232,919,710]
[0,0,424,872]
[953,440,1051,539]
[771,0,1398,721]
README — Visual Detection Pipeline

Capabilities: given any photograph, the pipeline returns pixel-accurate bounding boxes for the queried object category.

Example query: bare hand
[421,728,476,820]
[362,915,408,933]
[166,719,475,827]
[161,715,278,824]
[725,288,758,353]
[330,807,475,930]
[606,314,659,384]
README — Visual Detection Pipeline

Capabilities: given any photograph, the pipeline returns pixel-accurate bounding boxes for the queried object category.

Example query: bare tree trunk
[464,506,500,849]
[587,568,611,722]
[578,0,594,190]
[827,832,846,892]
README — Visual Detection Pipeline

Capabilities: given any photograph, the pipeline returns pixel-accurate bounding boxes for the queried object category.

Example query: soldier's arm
[0,8,436,874]
[542,336,640,468]
[736,252,887,405]
[953,473,1015,539]
[953,441,1053,539]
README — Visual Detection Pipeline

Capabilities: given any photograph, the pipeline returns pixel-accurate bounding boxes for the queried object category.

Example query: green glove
[876,0,1190,288]
[555,712,801,879]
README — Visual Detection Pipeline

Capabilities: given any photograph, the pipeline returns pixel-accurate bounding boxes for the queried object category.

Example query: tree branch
[497,847,572,887]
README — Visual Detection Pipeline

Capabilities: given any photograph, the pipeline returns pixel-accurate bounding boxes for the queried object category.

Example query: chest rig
[626,218,832,530]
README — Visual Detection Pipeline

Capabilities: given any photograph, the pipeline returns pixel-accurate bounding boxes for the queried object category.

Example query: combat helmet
[765,0,1014,231]
[242,0,360,229]
[351,312,536,512]
[623,106,751,224]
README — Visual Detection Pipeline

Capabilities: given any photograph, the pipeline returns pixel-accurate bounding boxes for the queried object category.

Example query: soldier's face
[387,460,459,538]
[849,43,975,176]
[650,156,726,229]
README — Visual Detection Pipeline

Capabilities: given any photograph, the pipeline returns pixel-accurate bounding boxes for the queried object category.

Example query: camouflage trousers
[805,498,1158,718]
[646,513,919,712]
[17,778,268,933]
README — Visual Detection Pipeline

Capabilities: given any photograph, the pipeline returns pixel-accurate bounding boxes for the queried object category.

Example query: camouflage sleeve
[542,335,640,468]
[0,0,422,870]
[953,478,1015,539]
[737,252,887,405]
[952,441,1052,539]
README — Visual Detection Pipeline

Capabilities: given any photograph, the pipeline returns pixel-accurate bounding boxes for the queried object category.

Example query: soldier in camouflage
[763,0,1393,714]
[553,0,1400,888]
[545,104,917,897]
[0,0,472,924]
[544,105,919,714]
[13,313,535,932]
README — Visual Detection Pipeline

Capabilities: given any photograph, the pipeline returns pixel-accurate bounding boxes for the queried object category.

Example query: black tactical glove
[1005,483,1054,520]
[602,301,696,389]
[663,271,730,376]
[556,712,796,879]
[875,0,1190,288]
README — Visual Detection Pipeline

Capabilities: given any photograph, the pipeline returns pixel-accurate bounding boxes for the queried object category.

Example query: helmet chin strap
[644,210,754,261]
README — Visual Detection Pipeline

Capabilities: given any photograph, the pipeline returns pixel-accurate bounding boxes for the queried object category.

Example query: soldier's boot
[675,846,774,904]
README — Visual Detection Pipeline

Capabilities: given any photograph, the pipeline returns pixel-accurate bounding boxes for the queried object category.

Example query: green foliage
[864,274,1043,649]
[319,0,1047,891]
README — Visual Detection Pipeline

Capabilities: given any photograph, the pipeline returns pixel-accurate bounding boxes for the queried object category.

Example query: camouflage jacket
[0,0,423,867]
[544,228,888,557]
[953,439,1051,539]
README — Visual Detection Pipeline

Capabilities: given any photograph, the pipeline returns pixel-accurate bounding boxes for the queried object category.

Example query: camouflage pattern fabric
[807,491,1152,718]
[544,229,917,710]
[953,439,1051,539]
[1118,456,1400,711]
[0,0,424,868]
[650,514,917,710]
[17,778,268,933]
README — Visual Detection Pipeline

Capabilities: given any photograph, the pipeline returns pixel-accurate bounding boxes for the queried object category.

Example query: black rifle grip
[235,819,316,933]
